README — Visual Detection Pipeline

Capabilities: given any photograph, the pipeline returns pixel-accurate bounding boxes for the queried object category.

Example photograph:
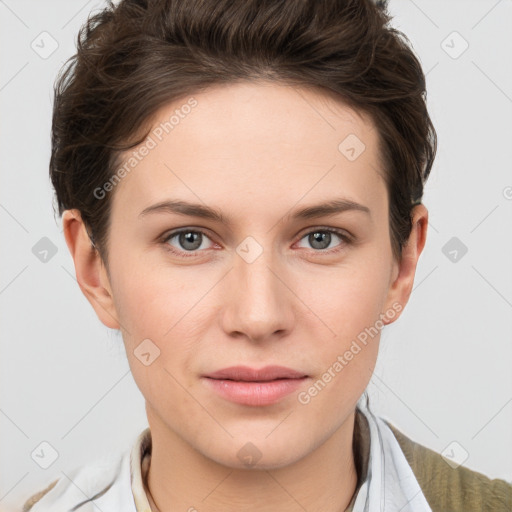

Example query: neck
[144,409,359,512]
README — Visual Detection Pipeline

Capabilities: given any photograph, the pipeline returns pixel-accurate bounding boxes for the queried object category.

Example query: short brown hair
[50,0,437,265]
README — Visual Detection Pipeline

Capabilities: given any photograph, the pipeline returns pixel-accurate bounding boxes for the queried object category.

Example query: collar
[130,425,153,512]
[349,396,432,512]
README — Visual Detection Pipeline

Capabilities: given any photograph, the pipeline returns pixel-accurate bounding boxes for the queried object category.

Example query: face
[70,81,422,469]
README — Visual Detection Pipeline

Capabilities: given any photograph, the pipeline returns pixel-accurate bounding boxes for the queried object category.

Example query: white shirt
[24,397,432,512]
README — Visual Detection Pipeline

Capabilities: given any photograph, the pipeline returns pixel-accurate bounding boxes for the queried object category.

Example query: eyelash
[160,227,353,258]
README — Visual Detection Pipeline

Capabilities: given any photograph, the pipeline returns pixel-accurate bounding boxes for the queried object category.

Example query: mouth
[202,365,309,406]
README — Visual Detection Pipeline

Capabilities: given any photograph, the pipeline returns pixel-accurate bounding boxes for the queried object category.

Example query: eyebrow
[138,198,371,224]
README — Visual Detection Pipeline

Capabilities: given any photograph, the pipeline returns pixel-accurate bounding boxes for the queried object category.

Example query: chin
[197,434,309,471]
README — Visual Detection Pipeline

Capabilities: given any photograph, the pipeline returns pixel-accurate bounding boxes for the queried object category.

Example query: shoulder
[21,448,135,512]
[385,421,512,512]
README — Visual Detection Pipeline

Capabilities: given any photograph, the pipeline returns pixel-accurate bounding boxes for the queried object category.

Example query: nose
[219,245,295,344]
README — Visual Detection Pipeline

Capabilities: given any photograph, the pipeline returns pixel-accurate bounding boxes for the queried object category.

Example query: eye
[296,227,351,253]
[161,226,352,258]
[162,228,215,257]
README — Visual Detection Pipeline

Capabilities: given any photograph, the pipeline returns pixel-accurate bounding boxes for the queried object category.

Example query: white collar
[351,396,432,512]
[27,444,137,511]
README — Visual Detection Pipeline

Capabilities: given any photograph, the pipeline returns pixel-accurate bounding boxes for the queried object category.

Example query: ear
[62,209,120,330]
[381,203,428,324]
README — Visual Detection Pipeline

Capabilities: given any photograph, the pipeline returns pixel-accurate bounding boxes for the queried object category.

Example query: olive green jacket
[387,422,511,512]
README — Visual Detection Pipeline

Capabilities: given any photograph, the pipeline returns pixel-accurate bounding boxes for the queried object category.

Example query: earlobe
[62,209,120,330]
[382,204,429,325]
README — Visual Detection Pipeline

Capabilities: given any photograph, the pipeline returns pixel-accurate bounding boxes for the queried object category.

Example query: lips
[202,365,309,406]
[205,365,307,381]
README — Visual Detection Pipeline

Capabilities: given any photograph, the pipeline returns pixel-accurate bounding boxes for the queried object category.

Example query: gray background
[1,0,511,508]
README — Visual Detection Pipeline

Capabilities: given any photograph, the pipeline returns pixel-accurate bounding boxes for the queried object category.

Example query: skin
[63,81,428,512]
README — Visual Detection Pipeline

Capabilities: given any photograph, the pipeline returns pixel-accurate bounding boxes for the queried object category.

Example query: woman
[22,0,511,510]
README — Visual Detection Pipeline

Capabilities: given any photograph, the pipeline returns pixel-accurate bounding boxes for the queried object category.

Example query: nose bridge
[237,238,282,311]
[223,236,292,340]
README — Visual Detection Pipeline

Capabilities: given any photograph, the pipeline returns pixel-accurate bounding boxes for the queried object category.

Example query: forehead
[160,80,376,151]
[112,81,386,219]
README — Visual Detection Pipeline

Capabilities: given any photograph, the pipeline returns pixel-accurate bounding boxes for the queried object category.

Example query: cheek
[305,257,391,335]
[301,256,392,377]
[108,256,211,382]
[110,266,199,399]
[298,272,387,412]
[108,253,187,336]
